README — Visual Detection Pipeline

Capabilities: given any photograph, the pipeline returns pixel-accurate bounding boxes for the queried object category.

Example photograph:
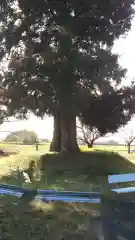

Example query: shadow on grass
[0,151,135,239]
[0,155,102,240]
[40,151,135,175]
[1,151,135,192]
[0,194,101,240]
[39,151,135,191]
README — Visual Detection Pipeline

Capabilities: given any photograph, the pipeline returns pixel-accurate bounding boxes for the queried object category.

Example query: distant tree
[23,137,31,145]
[11,135,21,144]
[121,129,135,154]
[5,133,17,143]
[77,122,101,148]
[107,140,119,146]
[40,139,50,143]
[35,139,39,151]
[5,130,39,145]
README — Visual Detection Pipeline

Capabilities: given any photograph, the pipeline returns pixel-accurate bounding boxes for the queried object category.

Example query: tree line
[3,128,135,154]
[4,130,39,145]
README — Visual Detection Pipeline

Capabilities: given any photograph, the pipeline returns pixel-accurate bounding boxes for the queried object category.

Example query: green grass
[0,195,101,240]
[81,144,131,152]
[0,142,50,154]
[0,143,135,239]
[0,143,135,191]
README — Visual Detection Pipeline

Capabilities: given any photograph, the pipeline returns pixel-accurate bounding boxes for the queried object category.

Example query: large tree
[0,0,134,152]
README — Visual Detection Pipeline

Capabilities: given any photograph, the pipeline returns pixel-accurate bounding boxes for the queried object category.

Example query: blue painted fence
[102,173,135,240]
[0,173,135,203]
[1,173,135,239]
[0,183,101,203]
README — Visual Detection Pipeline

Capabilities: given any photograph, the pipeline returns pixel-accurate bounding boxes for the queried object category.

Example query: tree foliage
[79,85,135,136]
[4,130,39,145]
[6,134,21,144]
[0,0,134,115]
[0,0,134,151]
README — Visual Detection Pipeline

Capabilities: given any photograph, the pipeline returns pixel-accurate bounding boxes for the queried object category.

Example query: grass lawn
[0,142,50,154]
[0,143,135,239]
[0,195,101,240]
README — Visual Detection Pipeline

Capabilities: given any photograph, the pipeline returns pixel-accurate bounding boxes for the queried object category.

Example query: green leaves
[0,0,134,131]
[79,86,135,135]
[5,130,39,145]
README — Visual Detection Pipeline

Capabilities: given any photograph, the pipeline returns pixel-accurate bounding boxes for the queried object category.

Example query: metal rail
[0,184,101,203]
[1,173,135,203]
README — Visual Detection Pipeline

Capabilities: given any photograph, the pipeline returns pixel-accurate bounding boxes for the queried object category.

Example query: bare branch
[77,121,101,147]
[121,129,135,144]
[120,127,135,153]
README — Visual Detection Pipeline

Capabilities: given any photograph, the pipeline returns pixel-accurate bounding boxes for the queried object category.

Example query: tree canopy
[4,130,39,145]
[0,0,135,151]
[79,85,135,136]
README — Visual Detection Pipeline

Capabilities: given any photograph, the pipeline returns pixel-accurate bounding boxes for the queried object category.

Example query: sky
[1,17,135,142]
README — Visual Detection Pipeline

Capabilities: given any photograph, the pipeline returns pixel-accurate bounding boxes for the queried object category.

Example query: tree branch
[77,122,101,146]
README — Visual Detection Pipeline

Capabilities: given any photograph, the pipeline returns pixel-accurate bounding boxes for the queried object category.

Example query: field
[0,143,135,239]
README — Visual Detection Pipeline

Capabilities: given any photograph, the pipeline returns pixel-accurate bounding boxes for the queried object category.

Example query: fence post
[101,174,135,240]
[100,176,118,240]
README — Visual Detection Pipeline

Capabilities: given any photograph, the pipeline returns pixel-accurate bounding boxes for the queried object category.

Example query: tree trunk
[87,142,93,148]
[36,142,39,151]
[50,112,80,153]
[50,113,61,152]
[127,143,131,154]
[60,114,80,152]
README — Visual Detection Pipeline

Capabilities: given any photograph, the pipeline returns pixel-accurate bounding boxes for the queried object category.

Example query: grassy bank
[0,144,135,239]
[0,145,135,190]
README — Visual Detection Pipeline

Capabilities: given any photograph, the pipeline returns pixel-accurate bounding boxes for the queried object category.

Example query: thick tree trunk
[50,111,79,153]
[50,113,61,152]
[60,114,80,152]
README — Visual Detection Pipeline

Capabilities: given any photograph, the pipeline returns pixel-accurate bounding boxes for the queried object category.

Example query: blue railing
[0,173,135,203]
[0,184,101,203]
